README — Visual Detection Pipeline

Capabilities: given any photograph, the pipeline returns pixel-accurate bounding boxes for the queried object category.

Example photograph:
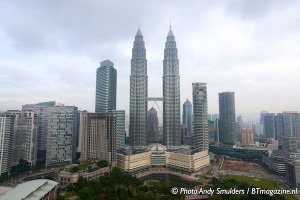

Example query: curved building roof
[0,179,58,200]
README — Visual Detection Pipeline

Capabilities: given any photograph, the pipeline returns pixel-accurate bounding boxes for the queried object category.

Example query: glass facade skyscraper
[147,107,159,143]
[182,99,192,136]
[263,113,276,138]
[163,27,181,147]
[129,28,148,147]
[95,60,117,113]
[46,106,78,167]
[218,92,236,145]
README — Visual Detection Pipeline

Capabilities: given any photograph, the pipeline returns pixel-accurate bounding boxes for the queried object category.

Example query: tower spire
[136,27,142,36]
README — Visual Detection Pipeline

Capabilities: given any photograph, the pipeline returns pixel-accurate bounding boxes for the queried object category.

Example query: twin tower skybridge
[146,97,164,117]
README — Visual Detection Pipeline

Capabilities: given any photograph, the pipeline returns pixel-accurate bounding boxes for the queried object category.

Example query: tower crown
[168,28,174,36]
[167,27,175,42]
[136,28,143,36]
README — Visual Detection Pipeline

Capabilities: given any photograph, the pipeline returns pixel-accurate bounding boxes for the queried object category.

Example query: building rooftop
[0,187,12,195]
[0,179,58,200]
[168,148,200,155]
[117,148,149,155]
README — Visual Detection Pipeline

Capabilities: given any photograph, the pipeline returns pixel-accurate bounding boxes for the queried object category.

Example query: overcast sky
[1,0,300,121]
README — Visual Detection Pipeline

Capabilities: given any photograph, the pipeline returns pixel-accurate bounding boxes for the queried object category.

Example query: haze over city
[1,0,300,120]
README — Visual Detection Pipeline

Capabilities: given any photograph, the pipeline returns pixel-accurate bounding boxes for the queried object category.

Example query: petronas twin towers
[129,27,180,148]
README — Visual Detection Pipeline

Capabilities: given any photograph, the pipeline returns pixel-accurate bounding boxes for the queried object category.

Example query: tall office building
[282,112,300,138]
[11,111,38,166]
[275,113,284,142]
[182,99,193,136]
[237,115,243,130]
[147,107,159,143]
[163,27,181,147]
[95,60,117,113]
[0,113,15,174]
[263,113,276,138]
[260,111,269,125]
[46,106,78,167]
[129,28,148,147]
[80,111,117,166]
[218,92,236,145]
[192,83,208,151]
[22,101,55,160]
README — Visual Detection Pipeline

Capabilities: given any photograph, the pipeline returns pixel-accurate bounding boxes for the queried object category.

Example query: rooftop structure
[0,179,58,200]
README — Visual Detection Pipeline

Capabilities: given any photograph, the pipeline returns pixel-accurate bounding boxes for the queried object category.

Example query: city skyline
[1,1,300,117]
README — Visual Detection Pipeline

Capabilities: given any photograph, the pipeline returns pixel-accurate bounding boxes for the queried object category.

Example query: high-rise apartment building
[113,110,125,150]
[22,101,55,160]
[182,99,193,136]
[163,27,181,147]
[95,60,117,113]
[192,83,208,151]
[214,118,219,143]
[129,28,148,147]
[147,107,159,144]
[80,111,117,166]
[11,111,38,166]
[46,106,78,167]
[0,113,15,175]
[218,92,236,145]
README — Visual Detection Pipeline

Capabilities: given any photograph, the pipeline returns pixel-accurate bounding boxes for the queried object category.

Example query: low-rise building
[285,160,300,190]
[117,144,210,173]
[166,149,209,172]
[0,179,58,200]
[57,166,110,186]
[117,149,151,172]
[57,171,79,186]
[262,153,286,176]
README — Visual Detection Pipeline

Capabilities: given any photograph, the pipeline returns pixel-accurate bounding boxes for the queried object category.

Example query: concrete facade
[0,113,15,174]
[192,83,208,151]
[80,111,117,166]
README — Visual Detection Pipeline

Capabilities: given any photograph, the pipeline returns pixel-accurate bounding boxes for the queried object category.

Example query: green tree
[79,187,94,200]
[70,166,79,173]
[96,160,108,168]
[76,176,89,191]
[0,172,9,183]
[10,159,31,176]
[56,195,65,200]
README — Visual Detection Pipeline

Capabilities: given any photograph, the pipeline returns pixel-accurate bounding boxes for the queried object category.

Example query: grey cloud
[1,0,300,116]
[224,0,297,19]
